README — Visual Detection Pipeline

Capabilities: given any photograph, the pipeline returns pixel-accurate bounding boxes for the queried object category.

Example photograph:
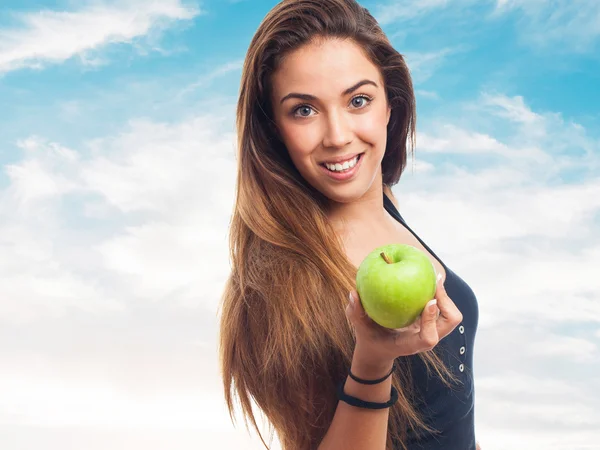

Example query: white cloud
[0,0,200,74]
[176,59,244,99]
[477,93,600,172]
[0,343,278,449]
[82,116,234,214]
[416,89,440,100]
[6,137,81,205]
[404,48,460,84]
[419,124,510,154]
[474,368,600,450]
[0,112,236,324]
[476,373,581,397]
[493,0,600,51]
[475,427,600,450]
[376,0,600,52]
[480,93,542,125]
[409,158,436,175]
[533,334,597,363]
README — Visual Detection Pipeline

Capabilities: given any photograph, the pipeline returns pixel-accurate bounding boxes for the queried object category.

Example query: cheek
[281,124,321,160]
[354,108,389,144]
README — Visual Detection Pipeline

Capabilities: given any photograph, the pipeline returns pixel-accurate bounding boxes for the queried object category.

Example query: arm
[318,281,463,450]
[317,352,395,450]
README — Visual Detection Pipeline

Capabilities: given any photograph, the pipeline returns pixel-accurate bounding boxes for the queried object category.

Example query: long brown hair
[218,1,457,449]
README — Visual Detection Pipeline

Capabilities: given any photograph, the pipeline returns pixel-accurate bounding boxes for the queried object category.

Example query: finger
[345,292,353,319]
[418,299,440,349]
[434,276,463,338]
[346,290,372,331]
[345,291,358,322]
[393,314,421,333]
[400,299,439,353]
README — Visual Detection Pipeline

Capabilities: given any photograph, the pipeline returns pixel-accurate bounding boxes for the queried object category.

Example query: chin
[318,185,369,205]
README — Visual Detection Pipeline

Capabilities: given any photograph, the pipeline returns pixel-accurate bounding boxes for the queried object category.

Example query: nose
[322,110,353,149]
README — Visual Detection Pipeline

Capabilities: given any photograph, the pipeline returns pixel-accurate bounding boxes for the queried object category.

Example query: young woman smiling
[218,1,480,449]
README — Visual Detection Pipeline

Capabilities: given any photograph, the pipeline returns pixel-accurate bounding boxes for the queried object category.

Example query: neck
[326,183,396,239]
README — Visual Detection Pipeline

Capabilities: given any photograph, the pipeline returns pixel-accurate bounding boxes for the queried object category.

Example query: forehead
[271,38,382,98]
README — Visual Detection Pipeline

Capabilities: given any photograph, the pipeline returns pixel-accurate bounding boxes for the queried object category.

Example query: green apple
[356,244,437,329]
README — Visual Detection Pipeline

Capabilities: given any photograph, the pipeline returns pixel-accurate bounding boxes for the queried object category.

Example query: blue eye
[351,96,370,108]
[291,94,374,118]
[295,106,313,117]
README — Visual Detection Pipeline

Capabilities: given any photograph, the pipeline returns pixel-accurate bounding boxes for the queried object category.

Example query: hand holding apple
[345,243,463,362]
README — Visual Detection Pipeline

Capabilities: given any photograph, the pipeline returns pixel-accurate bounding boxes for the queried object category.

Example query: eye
[294,105,314,118]
[350,95,373,108]
[291,94,374,118]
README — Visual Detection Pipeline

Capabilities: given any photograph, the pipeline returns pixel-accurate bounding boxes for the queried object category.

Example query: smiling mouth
[320,153,364,172]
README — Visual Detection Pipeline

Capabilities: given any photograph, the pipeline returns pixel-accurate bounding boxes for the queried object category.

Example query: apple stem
[380,252,393,264]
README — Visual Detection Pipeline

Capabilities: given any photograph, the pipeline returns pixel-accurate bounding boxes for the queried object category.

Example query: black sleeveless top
[383,192,479,450]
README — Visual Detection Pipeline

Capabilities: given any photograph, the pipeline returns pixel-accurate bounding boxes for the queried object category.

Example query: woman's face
[270,38,391,205]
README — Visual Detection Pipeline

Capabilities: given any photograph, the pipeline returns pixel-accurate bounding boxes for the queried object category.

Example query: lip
[320,152,362,165]
[318,153,364,181]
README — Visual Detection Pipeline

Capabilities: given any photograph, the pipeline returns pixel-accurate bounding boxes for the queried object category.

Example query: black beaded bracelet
[348,363,395,385]
[337,378,399,410]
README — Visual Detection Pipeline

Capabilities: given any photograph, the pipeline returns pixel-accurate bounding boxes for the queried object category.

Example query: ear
[386,105,391,126]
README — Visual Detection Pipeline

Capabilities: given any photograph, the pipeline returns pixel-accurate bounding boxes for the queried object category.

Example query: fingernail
[437,273,442,283]
[349,292,355,305]
[426,299,437,313]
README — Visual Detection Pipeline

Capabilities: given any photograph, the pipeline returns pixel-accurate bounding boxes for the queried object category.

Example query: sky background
[1,0,599,449]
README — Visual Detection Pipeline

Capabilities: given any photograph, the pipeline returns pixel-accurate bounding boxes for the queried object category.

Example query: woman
[218,0,480,449]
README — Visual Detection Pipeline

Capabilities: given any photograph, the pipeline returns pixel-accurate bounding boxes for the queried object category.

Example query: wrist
[351,350,395,381]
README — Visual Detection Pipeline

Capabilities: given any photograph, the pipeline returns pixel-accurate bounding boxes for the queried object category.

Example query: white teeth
[324,155,360,172]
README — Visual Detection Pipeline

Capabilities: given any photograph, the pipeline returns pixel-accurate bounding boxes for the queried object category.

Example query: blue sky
[1,1,599,450]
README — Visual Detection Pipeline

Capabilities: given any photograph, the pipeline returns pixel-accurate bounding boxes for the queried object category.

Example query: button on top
[459,325,465,334]
[460,346,466,355]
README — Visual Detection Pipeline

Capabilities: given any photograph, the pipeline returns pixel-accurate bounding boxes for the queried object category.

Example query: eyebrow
[279,79,378,105]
